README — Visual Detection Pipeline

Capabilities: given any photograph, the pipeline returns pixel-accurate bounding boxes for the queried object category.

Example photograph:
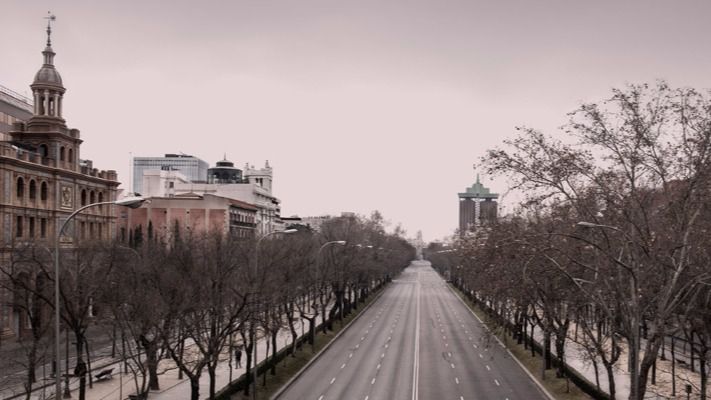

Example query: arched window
[40,182,48,201]
[29,180,36,200]
[89,190,95,204]
[98,192,104,211]
[68,148,74,164]
[39,144,48,158]
[81,189,87,206]
[16,177,24,199]
[60,147,65,161]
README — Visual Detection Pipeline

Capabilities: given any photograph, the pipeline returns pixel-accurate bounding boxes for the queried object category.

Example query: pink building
[118,193,258,241]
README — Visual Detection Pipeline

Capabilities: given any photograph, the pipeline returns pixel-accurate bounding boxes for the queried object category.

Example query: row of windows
[16,178,49,201]
[15,177,107,211]
[80,189,105,208]
[16,216,48,239]
[35,143,74,163]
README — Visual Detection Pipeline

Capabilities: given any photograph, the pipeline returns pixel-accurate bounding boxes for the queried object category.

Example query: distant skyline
[3,0,711,241]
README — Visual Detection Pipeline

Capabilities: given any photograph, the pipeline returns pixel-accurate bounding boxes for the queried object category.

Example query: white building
[139,159,283,234]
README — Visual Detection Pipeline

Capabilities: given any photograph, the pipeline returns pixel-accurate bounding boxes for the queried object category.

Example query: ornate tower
[11,15,82,172]
[458,174,498,236]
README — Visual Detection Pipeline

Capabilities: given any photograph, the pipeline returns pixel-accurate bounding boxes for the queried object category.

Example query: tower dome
[29,15,66,122]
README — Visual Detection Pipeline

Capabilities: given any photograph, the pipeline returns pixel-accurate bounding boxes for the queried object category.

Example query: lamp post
[251,228,297,400]
[318,241,347,324]
[53,196,145,400]
[577,220,640,400]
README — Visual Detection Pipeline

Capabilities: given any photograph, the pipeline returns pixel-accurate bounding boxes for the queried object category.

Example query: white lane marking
[385,344,389,348]
[371,377,376,384]
[455,377,460,384]
[361,337,365,341]
[485,365,490,371]
[494,379,500,386]
[473,344,478,349]
[450,363,455,369]
[349,353,353,358]
[365,397,369,400]
[412,271,421,400]
[381,353,385,358]
[460,397,464,400]
[318,396,324,400]
[479,353,483,358]
[330,377,336,384]
[355,344,360,349]
[377,363,381,370]
[341,363,346,369]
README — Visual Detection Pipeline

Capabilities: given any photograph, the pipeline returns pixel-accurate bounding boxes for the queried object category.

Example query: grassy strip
[451,287,592,400]
[231,288,384,400]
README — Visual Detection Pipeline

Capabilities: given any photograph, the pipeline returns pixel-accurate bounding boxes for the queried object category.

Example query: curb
[446,284,557,400]
[270,285,388,400]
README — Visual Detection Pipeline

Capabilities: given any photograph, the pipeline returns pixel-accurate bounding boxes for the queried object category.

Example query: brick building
[118,193,258,241]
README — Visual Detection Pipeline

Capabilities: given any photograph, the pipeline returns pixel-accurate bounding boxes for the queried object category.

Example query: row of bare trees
[428,82,711,400]
[1,211,415,400]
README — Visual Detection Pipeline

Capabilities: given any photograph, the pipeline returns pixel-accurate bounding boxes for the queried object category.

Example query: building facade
[0,85,33,140]
[0,26,121,339]
[132,153,208,195]
[147,159,283,234]
[118,193,258,240]
[458,174,498,236]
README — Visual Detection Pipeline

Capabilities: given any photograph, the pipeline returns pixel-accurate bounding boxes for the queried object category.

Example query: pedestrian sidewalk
[529,322,704,399]
[13,312,331,400]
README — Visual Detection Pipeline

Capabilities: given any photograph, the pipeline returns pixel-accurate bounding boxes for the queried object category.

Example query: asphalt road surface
[276,260,550,400]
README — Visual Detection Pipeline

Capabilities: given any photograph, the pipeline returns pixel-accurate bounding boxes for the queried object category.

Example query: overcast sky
[3,0,711,241]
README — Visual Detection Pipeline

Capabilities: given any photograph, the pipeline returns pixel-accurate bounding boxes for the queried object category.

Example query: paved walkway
[4,310,333,400]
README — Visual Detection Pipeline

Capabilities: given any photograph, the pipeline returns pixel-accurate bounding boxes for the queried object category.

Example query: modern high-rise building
[132,153,208,195]
[458,174,498,236]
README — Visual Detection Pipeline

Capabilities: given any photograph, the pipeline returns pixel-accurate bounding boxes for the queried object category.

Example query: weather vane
[45,11,56,45]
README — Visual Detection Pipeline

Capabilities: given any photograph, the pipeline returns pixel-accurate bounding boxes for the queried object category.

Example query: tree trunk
[207,365,216,400]
[544,330,552,370]
[604,362,616,400]
[190,377,200,400]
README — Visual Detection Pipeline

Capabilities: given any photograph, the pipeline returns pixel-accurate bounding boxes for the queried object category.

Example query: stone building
[458,175,498,236]
[0,24,120,339]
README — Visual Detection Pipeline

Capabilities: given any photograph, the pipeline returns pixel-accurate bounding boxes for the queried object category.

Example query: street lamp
[577,220,641,400]
[251,228,297,400]
[53,196,145,399]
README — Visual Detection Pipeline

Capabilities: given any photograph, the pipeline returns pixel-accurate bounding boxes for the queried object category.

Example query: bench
[95,368,113,381]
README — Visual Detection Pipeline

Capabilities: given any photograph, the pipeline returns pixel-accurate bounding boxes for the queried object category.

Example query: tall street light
[318,241,347,324]
[251,228,297,400]
[53,196,145,399]
[577,220,641,400]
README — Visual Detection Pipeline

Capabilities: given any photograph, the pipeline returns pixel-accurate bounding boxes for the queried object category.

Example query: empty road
[276,260,550,400]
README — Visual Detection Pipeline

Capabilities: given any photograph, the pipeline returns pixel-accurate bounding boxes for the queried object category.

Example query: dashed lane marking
[494,379,500,386]
[341,363,346,369]
[455,377,460,384]
[330,377,336,384]
[486,365,490,371]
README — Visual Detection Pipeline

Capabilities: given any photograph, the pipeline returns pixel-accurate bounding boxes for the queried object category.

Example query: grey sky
[3,0,711,241]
